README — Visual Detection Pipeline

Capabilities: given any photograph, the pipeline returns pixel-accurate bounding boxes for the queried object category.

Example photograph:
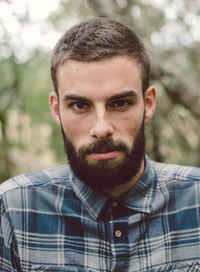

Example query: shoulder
[149,160,200,185]
[0,165,71,196]
[0,165,75,217]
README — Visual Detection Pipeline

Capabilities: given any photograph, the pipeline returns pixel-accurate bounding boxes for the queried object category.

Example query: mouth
[87,151,122,160]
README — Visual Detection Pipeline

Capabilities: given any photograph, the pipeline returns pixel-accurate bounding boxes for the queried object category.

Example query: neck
[103,159,145,198]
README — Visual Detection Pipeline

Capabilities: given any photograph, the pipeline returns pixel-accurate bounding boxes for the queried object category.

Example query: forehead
[56,56,143,99]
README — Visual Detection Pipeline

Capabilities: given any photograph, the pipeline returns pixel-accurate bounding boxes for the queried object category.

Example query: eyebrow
[108,90,138,101]
[62,94,90,103]
[62,90,138,103]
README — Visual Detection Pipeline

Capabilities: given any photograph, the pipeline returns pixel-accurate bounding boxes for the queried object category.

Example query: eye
[70,102,90,113]
[111,99,132,110]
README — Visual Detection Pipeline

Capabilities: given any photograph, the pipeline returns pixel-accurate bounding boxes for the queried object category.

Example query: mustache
[78,139,128,155]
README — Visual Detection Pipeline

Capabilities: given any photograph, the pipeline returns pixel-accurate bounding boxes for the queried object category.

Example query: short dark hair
[51,18,150,95]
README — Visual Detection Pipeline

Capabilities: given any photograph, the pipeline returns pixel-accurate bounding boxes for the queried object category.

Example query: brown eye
[111,100,132,109]
[70,102,89,113]
[115,100,127,107]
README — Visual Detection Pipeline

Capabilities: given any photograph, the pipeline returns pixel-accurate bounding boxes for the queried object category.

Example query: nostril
[93,132,112,140]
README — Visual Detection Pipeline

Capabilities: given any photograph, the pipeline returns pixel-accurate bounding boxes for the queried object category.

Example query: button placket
[112,220,129,271]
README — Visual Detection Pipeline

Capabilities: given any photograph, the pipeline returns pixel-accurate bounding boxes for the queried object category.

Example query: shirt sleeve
[0,196,21,272]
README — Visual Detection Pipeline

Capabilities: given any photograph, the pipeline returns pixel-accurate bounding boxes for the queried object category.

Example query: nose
[90,108,114,139]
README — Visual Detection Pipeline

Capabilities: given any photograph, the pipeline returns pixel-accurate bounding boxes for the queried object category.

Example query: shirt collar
[121,155,156,214]
[69,155,156,220]
[69,170,109,220]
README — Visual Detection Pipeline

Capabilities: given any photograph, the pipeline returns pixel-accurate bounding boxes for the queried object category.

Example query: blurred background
[0,0,200,183]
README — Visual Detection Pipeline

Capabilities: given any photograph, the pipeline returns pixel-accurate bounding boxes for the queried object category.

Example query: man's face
[50,56,156,191]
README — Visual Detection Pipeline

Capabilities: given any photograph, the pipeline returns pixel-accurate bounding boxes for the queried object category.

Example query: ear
[49,92,61,126]
[144,86,157,124]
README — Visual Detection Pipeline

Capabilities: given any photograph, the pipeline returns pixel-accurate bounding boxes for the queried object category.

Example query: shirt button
[112,201,118,208]
[115,230,122,238]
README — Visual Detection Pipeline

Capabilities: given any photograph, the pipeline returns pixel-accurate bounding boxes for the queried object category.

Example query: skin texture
[50,55,156,197]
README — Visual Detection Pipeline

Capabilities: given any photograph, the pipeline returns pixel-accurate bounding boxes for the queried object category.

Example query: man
[0,18,200,272]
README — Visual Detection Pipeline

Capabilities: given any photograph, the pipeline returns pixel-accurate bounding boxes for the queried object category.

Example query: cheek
[61,114,90,145]
[116,114,144,144]
[119,113,143,131]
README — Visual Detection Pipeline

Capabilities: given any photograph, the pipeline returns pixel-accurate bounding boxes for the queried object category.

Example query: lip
[87,151,121,160]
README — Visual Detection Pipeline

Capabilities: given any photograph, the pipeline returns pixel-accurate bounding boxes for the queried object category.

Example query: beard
[61,121,145,192]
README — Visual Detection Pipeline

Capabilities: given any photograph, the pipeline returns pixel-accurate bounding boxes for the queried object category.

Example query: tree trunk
[0,113,12,182]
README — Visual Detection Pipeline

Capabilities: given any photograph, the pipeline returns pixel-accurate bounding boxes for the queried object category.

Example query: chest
[12,199,200,271]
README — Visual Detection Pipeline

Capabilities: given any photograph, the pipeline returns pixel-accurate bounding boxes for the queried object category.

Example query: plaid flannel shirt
[0,156,200,272]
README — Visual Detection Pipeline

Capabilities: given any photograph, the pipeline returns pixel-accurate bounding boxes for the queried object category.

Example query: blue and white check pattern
[0,157,200,271]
